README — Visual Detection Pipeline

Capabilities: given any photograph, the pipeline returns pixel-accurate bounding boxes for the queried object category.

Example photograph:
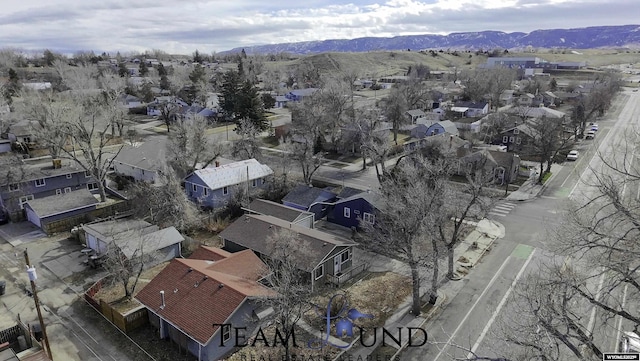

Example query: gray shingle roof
[190,159,273,190]
[244,199,313,223]
[219,214,355,272]
[282,184,336,208]
[26,189,98,218]
[114,137,168,171]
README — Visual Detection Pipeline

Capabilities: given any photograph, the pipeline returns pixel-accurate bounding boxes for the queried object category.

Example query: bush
[541,172,552,184]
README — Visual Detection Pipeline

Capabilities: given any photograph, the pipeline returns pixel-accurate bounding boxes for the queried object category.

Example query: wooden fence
[42,200,131,235]
[84,277,148,333]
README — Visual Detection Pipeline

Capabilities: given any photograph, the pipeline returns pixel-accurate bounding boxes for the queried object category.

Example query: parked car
[566,150,579,161]
[585,130,596,140]
[590,123,599,131]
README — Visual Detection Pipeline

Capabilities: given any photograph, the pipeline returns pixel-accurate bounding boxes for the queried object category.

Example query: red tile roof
[135,248,274,344]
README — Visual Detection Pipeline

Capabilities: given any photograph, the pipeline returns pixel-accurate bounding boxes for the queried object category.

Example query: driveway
[0,221,46,247]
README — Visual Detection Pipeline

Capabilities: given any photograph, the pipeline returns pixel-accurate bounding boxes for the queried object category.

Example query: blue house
[410,119,459,139]
[282,184,337,220]
[285,88,319,102]
[0,159,100,221]
[327,190,384,229]
[24,189,99,234]
[184,159,274,209]
[136,247,275,361]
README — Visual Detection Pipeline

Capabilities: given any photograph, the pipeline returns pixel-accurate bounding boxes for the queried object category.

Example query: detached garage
[24,189,99,234]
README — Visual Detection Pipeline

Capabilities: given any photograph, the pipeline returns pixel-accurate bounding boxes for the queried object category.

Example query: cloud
[0,0,637,54]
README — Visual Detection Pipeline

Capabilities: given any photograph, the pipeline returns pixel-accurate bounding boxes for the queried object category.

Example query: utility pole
[24,249,54,361]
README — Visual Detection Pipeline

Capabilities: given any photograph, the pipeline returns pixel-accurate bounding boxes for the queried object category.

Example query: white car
[590,123,599,131]
[585,130,596,140]
[621,331,640,352]
[566,150,579,161]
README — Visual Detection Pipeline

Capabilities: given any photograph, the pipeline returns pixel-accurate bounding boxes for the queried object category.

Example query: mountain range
[224,25,640,55]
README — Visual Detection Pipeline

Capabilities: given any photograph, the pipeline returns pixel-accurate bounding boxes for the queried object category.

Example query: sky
[0,0,638,55]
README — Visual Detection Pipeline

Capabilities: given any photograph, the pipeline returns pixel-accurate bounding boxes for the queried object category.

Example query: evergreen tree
[261,93,276,109]
[220,69,241,120]
[118,62,129,77]
[139,61,149,77]
[193,49,204,63]
[3,68,21,105]
[43,49,56,66]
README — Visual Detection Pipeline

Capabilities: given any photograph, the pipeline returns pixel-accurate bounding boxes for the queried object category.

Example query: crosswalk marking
[488,202,517,217]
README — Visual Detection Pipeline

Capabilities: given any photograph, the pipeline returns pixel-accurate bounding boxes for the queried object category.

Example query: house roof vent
[218,283,224,289]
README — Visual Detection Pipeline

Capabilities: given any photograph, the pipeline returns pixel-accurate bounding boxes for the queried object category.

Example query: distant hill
[223,25,640,55]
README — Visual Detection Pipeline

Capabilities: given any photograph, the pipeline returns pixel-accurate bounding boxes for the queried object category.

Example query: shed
[24,189,99,233]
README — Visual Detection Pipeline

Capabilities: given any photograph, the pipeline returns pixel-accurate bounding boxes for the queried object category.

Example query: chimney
[449,134,453,149]
[160,290,165,309]
[52,159,62,169]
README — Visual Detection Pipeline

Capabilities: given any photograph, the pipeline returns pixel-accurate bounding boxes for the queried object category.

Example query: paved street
[401,88,640,360]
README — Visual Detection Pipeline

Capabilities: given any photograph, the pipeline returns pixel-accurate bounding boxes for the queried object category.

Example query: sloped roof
[188,245,232,261]
[83,219,155,240]
[188,159,273,190]
[25,189,98,218]
[406,109,426,117]
[335,190,385,211]
[114,226,184,259]
[282,184,336,208]
[244,199,313,223]
[135,249,274,345]
[454,101,488,109]
[8,120,42,136]
[219,214,356,272]
[439,120,459,136]
[114,137,168,172]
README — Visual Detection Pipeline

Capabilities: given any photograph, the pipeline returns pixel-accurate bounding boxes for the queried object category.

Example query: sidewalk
[506,163,562,201]
[338,219,505,360]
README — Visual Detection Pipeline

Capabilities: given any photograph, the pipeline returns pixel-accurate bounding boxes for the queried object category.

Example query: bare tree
[232,118,263,160]
[103,231,161,301]
[287,99,326,184]
[166,115,224,179]
[526,116,574,183]
[261,228,314,361]
[363,150,450,315]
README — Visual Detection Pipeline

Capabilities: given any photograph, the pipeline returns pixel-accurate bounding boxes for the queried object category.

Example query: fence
[42,200,131,235]
[84,277,148,334]
[325,263,368,287]
[0,324,21,346]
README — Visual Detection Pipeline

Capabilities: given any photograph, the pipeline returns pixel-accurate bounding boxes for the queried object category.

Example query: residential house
[499,90,515,106]
[219,214,360,290]
[0,159,99,220]
[5,120,42,147]
[282,184,337,220]
[406,109,426,124]
[82,218,184,265]
[327,190,383,229]
[457,149,521,184]
[184,159,273,209]
[274,95,289,108]
[517,93,535,107]
[243,198,315,228]
[506,106,566,121]
[285,88,319,102]
[410,119,459,138]
[24,189,99,234]
[22,82,52,91]
[136,247,275,361]
[403,133,471,154]
[119,94,143,109]
[451,101,489,118]
[493,123,537,153]
[112,137,168,184]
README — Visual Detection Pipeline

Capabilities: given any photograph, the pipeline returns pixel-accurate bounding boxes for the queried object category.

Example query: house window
[35,179,46,187]
[19,195,34,209]
[56,189,62,195]
[23,137,31,144]
[64,187,71,193]
[509,136,515,143]
[84,170,91,178]
[223,186,228,195]
[261,178,266,185]
[516,137,522,144]
[66,174,72,179]
[502,136,508,143]
[363,212,375,224]
[222,324,231,343]
[251,179,257,188]
[341,250,351,263]
[513,128,520,135]
[343,207,351,218]
[314,265,324,280]
[203,188,208,197]
[8,183,19,192]
[192,183,198,192]
[87,183,99,191]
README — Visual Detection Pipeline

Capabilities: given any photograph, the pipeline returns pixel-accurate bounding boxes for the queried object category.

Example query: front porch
[325,263,368,287]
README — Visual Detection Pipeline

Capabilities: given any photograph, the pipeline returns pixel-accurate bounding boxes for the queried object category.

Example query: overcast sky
[1,0,638,55]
